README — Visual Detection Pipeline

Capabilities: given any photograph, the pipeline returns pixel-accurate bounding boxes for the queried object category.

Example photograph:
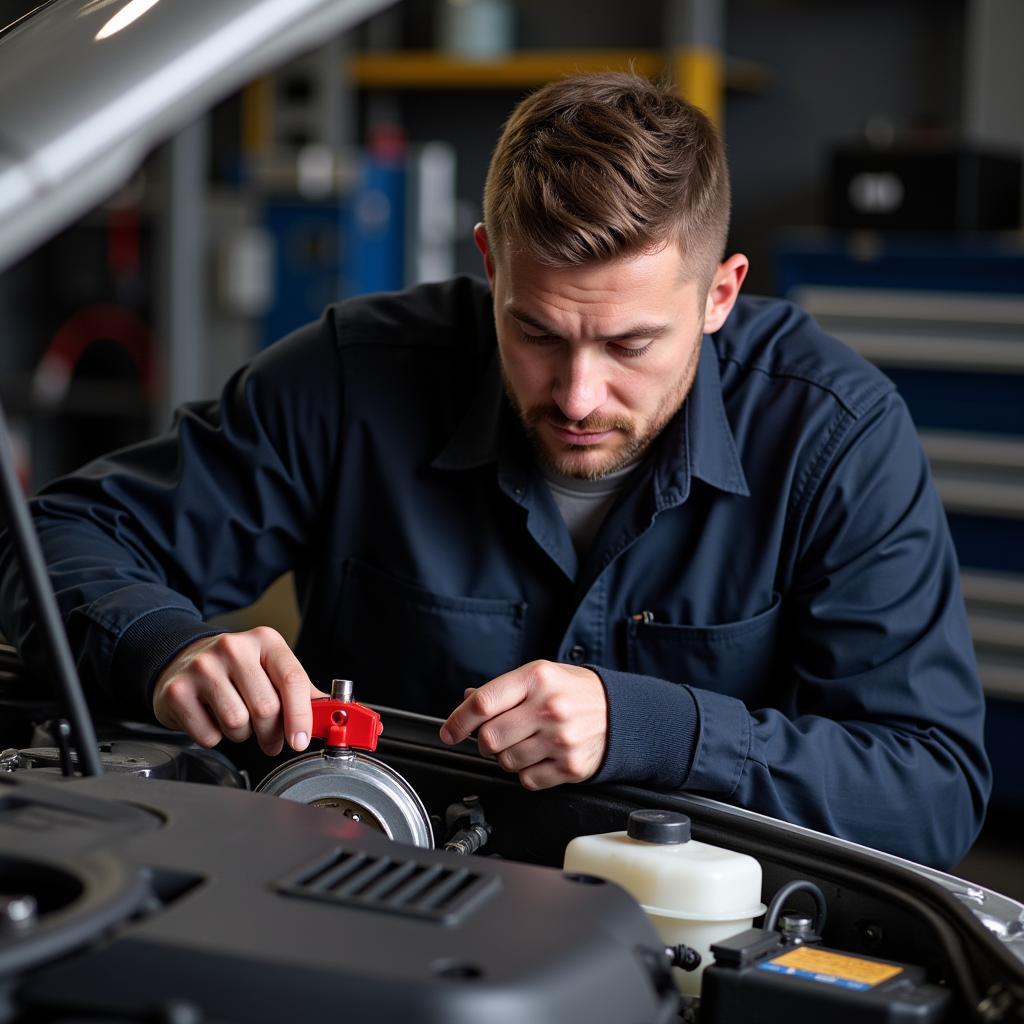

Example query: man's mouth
[546,420,617,446]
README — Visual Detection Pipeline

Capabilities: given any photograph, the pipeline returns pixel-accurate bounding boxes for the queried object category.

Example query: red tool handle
[310,698,383,751]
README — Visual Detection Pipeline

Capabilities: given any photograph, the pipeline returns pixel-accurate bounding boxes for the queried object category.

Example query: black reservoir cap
[627,810,691,844]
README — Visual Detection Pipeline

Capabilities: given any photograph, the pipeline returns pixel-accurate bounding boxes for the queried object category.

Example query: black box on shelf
[828,147,1022,232]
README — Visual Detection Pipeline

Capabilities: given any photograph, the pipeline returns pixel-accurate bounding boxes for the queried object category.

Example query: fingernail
[439,727,453,745]
[293,731,309,750]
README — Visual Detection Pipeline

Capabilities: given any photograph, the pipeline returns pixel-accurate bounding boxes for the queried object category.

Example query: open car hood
[0,0,395,273]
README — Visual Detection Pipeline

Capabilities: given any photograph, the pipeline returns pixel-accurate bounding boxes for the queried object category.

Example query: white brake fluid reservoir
[563,810,765,996]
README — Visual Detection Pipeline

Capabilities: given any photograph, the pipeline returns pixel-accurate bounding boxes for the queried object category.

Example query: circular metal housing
[255,749,433,849]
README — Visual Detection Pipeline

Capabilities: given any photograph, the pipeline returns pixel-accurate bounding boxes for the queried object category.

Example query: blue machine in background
[260,150,406,347]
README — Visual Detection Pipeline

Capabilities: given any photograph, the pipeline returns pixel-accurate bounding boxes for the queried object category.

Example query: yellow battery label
[759,947,904,991]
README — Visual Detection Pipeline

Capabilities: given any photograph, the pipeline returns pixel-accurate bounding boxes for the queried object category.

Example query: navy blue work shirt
[0,276,990,868]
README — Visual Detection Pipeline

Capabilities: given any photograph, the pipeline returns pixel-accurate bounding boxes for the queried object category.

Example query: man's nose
[552,349,608,422]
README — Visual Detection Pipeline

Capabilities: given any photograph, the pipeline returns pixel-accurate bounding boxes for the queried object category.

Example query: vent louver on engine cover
[276,847,501,925]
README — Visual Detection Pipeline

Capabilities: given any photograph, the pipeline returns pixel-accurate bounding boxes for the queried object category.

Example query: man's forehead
[498,231,698,276]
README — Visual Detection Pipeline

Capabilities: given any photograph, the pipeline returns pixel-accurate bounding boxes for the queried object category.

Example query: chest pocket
[625,594,783,706]
[335,558,527,716]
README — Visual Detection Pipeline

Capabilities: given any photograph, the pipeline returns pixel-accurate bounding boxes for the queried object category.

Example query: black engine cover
[0,772,677,1024]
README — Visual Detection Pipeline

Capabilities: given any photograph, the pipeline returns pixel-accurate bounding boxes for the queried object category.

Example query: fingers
[439,667,532,745]
[155,677,223,748]
[498,724,605,790]
[262,636,315,752]
[476,703,538,759]
[518,759,570,791]
[440,661,609,791]
[234,671,284,756]
[154,636,251,745]
[204,631,279,754]
[153,628,318,756]
[493,733,546,773]
[202,658,258,745]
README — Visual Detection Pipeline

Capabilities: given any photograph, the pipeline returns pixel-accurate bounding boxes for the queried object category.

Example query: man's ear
[474,222,496,285]
[703,253,749,333]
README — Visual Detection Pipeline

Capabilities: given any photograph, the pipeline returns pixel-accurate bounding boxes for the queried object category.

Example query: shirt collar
[431,336,750,499]
[667,334,750,500]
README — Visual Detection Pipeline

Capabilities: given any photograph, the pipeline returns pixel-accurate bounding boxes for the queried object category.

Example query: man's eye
[520,329,557,345]
[612,342,653,359]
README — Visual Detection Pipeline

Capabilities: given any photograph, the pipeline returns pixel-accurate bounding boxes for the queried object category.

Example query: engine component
[15,739,189,779]
[764,878,828,946]
[563,809,766,995]
[0,769,679,1024]
[255,679,433,849]
[442,794,492,855]
[700,924,952,1023]
[4,721,248,788]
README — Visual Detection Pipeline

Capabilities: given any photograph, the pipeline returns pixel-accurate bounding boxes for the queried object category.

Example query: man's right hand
[152,627,327,756]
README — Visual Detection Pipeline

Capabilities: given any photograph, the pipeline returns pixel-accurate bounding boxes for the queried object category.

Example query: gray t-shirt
[540,460,640,557]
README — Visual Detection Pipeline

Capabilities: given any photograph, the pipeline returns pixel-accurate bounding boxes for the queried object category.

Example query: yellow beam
[672,46,724,127]
[347,49,757,129]
[241,76,273,155]
[350,50,666,89]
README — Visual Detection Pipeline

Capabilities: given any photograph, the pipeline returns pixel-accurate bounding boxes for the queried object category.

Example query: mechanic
[0,73,990,869]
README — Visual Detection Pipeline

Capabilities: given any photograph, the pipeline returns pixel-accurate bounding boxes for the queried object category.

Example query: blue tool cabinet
[777,233,1024,809]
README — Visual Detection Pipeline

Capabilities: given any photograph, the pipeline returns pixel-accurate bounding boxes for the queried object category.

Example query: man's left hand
[439,660,608,790]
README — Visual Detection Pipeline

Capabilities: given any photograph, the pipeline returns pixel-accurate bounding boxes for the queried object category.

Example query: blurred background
[0,0,1021,893]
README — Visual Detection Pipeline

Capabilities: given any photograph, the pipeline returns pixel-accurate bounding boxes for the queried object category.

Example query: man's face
[485,236,709,480]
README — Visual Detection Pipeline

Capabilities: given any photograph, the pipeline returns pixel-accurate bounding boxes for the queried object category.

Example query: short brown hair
[483,72,730,285]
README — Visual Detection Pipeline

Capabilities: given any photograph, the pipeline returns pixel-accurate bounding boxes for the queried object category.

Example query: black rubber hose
[764,879,828,934]
[666,944,702,971]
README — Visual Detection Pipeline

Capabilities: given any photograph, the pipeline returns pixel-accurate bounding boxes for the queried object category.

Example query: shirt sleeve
[592,392,991,870]
[0,313,343,720]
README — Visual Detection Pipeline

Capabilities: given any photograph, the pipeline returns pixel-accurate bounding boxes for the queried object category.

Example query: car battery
[700,928,951,1023]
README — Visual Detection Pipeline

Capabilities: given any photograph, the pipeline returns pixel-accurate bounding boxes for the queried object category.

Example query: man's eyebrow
[507,307,559,335]
[507,306,671,342]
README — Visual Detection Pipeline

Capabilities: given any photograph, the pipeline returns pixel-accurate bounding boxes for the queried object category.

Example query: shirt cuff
[110,608,222,721]
[587,665,700,788]
[686,687,753,796]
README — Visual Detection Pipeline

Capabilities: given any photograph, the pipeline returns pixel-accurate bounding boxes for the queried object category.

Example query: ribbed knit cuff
[110,608,222,721]
[588,665,700,788]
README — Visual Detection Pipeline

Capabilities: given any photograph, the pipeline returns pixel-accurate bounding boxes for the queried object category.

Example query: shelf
[348,50,771,94]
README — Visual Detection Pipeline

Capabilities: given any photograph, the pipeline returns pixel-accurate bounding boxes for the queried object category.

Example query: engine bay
[2,667,1022,1023]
